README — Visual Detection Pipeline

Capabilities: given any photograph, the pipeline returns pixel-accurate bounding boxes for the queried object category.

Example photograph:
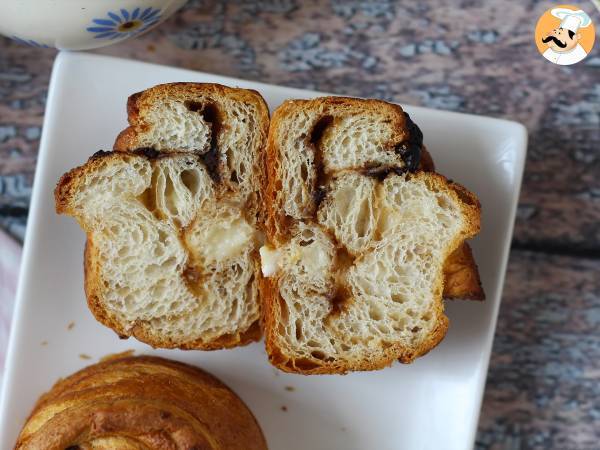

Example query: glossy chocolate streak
[89,149,112,160]
[185,100,221,184]
[362,163,407,181]
[132,147,160,159]
[394,112,423,172]
[309,115,333,212]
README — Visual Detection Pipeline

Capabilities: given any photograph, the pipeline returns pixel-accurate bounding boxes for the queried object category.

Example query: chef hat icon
[551,8,592,33]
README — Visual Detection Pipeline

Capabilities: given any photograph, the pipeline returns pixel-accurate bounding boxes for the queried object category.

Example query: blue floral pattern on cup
[86,7,162,40]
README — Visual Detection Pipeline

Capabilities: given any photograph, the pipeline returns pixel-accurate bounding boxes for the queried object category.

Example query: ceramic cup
[0,0,187,50]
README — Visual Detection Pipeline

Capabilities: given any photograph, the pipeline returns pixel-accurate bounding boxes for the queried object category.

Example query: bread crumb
[79,353,92,360]
[284,386,295,392]
[100,350,136,362]
[281,405,288,412]
[67,321,75,330]
[40,341,48,346]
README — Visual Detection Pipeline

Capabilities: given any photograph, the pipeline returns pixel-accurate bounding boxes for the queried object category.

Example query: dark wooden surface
[1,1,599,448]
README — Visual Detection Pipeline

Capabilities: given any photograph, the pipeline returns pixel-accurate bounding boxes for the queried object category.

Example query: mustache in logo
[542,35,567,48]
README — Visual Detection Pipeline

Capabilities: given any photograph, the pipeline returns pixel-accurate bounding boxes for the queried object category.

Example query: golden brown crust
[15,355,268,450]
[113,82,270,154]
[113,82,271,225]
[56,83,270,351]
[114,83,270,220]
[443,243,485,301]
[55,151,131,216]
[262,97,483,374]
[56,151,263,350]
[419,146,436,172]
[262,172,480,374]
[420,147,485,301]
[264,96,412,244]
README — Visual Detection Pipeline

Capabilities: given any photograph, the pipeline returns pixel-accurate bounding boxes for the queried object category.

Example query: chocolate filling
[328,245,356,317]
[185,101,222,184]
[309,115,334,212]
[393,112,423,172]
[89,149,112,160]
[132,147,160,159]
[362,163,407,181]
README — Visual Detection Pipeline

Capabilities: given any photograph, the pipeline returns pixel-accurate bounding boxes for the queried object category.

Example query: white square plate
[0,52,526,450]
